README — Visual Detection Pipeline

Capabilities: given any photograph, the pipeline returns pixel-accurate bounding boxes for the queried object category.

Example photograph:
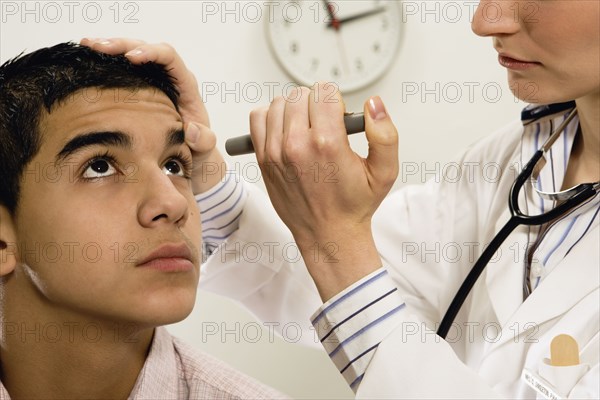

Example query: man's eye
[82,158,117,179]
[163,160,185,177]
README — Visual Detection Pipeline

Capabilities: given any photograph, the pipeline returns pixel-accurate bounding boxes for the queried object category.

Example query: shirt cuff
[310,268,407,392]
[196,169,248,255]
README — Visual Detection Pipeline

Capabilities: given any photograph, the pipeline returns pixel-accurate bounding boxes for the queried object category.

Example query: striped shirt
[196,170,248,257]
[520,103,600,295]
[310,269,406,391]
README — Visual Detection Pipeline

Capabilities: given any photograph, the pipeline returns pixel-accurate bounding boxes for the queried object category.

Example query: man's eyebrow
[167,128,185,148]
[56,131,132,164]
[56,128,185,164]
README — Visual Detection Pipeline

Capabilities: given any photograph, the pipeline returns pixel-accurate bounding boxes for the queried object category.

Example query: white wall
[0,1,525,398]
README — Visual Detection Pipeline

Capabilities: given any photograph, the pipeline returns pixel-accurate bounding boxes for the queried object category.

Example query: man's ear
[0,205,18,277]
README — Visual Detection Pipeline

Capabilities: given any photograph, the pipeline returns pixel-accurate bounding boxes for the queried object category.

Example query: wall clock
[265,0,404,93]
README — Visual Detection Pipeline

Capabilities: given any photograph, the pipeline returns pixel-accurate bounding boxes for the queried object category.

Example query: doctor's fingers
[81,37,146,56]
[281,87,311,161]
[363,96,399,190]
[184,122,216,156]
[81,38,209,126]
[306,82,347,153]
[249,106,269,161]
[119,41,207,122]
[82,39,187,75]
[264,96,287,164]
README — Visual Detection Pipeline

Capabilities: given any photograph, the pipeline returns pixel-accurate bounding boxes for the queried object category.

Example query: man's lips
[498,53,542,70]
[136,243,195,272]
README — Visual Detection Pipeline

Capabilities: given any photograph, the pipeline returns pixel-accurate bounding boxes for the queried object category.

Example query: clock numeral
[314,1,339,24]
[373,42,381,53]
[355,59,364,72]
[290,41,299,54]
[382,17,389,30]
[331,66,340,78]
[311,58,319,71]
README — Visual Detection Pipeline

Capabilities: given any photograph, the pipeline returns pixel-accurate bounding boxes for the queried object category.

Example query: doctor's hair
[0,42,180,215]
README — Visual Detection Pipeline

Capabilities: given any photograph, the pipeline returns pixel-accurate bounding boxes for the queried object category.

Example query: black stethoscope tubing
[437,112,599,339]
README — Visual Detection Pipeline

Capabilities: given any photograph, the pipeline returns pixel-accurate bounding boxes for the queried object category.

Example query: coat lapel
[484,207,528,327]
[494,224,599,347]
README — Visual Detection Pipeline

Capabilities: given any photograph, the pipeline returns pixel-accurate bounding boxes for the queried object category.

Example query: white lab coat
[200,116,599,399]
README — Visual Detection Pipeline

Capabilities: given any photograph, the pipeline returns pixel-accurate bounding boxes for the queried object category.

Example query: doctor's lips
[498,53,542,70]
[136,243,195,272]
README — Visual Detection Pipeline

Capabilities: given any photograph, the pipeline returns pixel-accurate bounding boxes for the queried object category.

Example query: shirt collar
[0,327,180,400]
[520,103,581,216]
[128,326,180,399]
[521,101,576,124]
[0,380,7,400]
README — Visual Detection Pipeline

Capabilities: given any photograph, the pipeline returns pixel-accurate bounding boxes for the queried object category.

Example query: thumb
[363,96,399,187]
[185,121,217,156]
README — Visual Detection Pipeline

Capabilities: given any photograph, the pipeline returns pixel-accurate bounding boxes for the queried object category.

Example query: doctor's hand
[80,38,225,195]
[250,83,399,301]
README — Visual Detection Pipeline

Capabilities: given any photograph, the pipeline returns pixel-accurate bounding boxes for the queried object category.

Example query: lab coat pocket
[538,359,590,398]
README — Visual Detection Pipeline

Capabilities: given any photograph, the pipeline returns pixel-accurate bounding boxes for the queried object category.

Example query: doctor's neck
[565,93,600,188]
[576,91,599,132]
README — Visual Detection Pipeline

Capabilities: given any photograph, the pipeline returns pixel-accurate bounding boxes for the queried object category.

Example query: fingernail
[368,96,387,121]
[125,48,144,56]
[97,39,112,45]
[187,122,200,143]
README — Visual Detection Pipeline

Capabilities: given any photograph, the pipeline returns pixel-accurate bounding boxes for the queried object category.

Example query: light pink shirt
[0,327,287,399]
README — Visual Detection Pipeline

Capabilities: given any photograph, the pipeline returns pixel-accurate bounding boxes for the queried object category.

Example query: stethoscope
[437,108,600,339]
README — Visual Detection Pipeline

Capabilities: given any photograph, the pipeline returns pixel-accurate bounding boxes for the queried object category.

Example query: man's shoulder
[171,335,288,399]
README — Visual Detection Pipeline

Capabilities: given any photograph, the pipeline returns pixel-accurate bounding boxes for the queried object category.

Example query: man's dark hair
[0,42,180,214]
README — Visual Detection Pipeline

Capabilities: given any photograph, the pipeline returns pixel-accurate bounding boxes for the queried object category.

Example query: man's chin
[125,291,198,328]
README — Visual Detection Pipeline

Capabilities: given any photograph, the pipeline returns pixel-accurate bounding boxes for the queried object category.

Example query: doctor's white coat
[201,105,599,399]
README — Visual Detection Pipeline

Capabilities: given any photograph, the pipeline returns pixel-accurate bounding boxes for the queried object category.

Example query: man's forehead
[39,87,182,148]
[47,87,179,119]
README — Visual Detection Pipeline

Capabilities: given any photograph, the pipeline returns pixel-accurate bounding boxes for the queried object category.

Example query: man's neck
[0,273,154,399]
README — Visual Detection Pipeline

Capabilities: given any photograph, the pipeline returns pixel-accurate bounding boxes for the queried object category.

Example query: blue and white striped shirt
[196,170,247,257]
[520,103,600,294]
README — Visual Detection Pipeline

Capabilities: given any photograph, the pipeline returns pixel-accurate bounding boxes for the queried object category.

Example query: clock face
[266,0,403,93]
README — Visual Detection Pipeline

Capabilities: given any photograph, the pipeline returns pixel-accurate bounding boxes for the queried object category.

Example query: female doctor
[87,0,599,398]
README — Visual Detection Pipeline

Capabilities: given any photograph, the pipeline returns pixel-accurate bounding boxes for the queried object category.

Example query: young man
[0,43,284,399]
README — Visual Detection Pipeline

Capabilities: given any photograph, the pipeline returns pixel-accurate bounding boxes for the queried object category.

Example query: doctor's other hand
[80,38,225,195]
[249,83,399,301]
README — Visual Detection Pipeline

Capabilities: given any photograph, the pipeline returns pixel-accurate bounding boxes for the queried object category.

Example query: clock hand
[327,7,387,28]
[321,1,348,74]
[322,0,340,31]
